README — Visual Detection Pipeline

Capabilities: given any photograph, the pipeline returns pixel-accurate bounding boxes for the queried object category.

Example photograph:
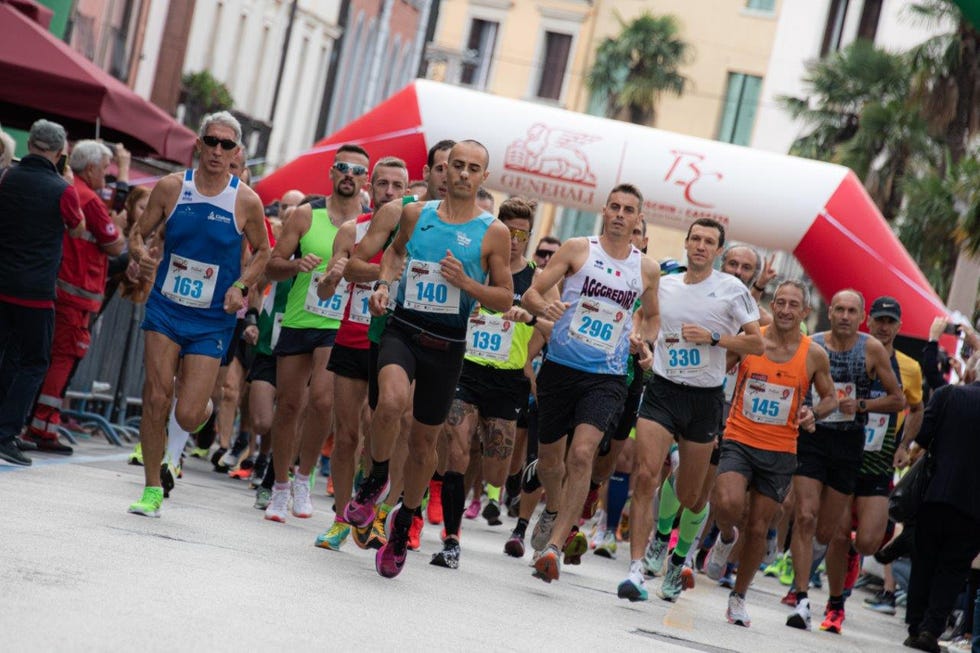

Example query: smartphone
[943,323,963,335]
[111,184,130,213]
[56,154,67,175]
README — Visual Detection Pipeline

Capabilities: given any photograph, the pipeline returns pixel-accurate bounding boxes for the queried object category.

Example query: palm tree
[587,12,691,125]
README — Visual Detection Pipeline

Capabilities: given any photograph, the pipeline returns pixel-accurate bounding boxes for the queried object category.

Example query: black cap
[870,296,901,320]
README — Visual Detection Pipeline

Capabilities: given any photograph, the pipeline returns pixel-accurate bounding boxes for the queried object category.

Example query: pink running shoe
[376,508,409,579]
[344,476,390,527]
[464,498,481,519]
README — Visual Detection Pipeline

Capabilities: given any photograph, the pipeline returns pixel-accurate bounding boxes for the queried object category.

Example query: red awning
[0,0,196,164]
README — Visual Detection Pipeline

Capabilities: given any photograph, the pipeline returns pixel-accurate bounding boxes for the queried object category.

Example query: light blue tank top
[394,200,493,333]
[150,169,242,329]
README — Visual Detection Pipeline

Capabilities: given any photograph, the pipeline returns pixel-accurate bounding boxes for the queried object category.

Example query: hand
[114,143,131,177]
[893,445,910,470]
[837,397,857,416]
[327,256,349,280]
[929,316,947,342]
[317,256,348,299]
[223,285,246,314]
[637,340,654,370]
[110,208,127,232]
[681,323,712,345]
[629,332,643,355]
[440,249,467,288]
[542,300,570,322]
[756,254,777,289]
[295,253,322,274]
[139,244,162,281]
[503,306,532,323]
[369,286,389,316]
[242,324,259,346]
[798,405,816,433]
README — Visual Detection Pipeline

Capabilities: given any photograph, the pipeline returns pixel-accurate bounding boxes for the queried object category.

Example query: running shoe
[254,487,272,510]
[464,498,481,519]
[594,531,617,559]
[264,487,290,523]
[218,445,245,472]
[189,446,210,459]
[532,544,561,583]
[643,538,668,577]
[657,560,692,602]
[763,551,784,578]
[705,527,738,580]
[762,534,778,568]
[351,522,374,550]
[408,513,424,551]
[160,463,176,499]
[249,455,268,489]
[319,454,331,477]
[504,531,526,558]
[617,500,631,541]
[779,555,795,586]
[819,608,845,634]
[617,561,649,602]
[127,487,163,518]
[430,538,461,569]
[780,588,798,607]
[726,592,751,627]
[344,475,390,527]
[482,499,502,526]
[786,597,812,630]
[589,526,606,550]
[719,566,736,589]
[326,476,334,497]
[581,485,599,520]
[365,505,390,550]
[588,509,607,546]
[427,478,443,524]
[291,478,313,518]
[210,447,228,469]
[506,492,520,518]
[128,442,143,466]
[562,526,588,565]
[863,590,896,615]
[314,520,351,551]
[530,509,557,552]
[376,509,409,579]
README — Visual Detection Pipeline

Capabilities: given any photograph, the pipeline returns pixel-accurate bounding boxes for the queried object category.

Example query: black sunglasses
[535,249,556,258]
[201,135,238,151]
[333,161,368,176]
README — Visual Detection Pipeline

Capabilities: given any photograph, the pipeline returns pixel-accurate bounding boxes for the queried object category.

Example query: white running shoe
[291,478,313,518]
[264,487,289,523]
[786,596,812,630]
[726,592,751,627]
[643,538,669,577]
[706,527,739,580]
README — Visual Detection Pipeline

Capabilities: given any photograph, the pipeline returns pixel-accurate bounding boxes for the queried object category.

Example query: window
[820,0,849,57]
[717,73,762,146]
[745,0,776,12]
[461,19,498,89]
[536,31,573,101]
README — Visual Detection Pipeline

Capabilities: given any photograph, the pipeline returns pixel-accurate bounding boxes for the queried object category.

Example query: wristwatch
[373,279,391,291]
[858,399,867,413]
[710,331,721,346]
[232,280,248,296]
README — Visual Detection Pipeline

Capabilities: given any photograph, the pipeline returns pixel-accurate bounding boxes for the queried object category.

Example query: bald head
[280,189,304,212]
[830,288,865,312]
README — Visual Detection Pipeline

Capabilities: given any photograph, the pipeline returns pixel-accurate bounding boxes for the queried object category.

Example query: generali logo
[501,124,600,205]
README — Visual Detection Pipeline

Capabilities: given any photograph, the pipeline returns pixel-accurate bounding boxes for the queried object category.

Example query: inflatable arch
[256,80,945,340]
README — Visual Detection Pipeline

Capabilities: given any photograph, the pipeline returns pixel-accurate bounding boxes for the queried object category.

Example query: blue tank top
[809,332,872,430]
[149,170,242,329]
[394,200,493,334]
[547,238,643,376]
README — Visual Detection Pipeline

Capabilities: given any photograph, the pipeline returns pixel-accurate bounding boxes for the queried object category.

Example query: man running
[784,289,903,633]
[344,140,513,579]
[522,183,660,583]
[621,218,763,602]
[128,111,270,516]
[263,144,370,522]
[706,280,837,627]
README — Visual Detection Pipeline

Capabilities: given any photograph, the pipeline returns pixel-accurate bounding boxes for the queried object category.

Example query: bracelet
[752,282,766,292]
[245,307,259,319]
[243,313,258,328]
[232,279,249,296]
[527,315,538,327]
[374,279,391,291]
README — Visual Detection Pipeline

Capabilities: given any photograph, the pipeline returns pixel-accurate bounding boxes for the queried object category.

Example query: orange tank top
[725,332,812,453]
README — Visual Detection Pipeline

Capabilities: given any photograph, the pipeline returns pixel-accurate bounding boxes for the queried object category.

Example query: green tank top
[255,278,292,356]
[465,262,536,370]
[283,207,341,330]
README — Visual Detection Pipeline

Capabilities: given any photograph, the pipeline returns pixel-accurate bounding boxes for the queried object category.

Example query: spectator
[23,140,125,455]
[0,129,15,173]
[904,356,980,653]
[0,119,85,466]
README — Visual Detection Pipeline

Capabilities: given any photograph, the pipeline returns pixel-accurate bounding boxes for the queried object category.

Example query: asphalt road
[0,438,910,652]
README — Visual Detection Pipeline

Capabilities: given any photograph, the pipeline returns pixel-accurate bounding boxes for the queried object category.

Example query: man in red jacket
[24,140,126,454]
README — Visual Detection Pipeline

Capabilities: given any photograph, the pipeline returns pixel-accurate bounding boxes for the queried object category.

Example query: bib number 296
[577,316,613,341]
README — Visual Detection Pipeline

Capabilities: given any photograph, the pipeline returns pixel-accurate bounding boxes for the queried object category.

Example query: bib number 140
[415,282,447,304]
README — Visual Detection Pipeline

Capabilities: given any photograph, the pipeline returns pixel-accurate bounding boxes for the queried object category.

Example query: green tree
[587,12,691,125]
[180,71,235,133]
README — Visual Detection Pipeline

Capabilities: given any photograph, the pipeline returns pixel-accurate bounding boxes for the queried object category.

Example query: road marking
[0,452,130,472]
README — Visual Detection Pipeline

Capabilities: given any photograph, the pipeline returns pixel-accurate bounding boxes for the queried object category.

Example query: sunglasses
[535,249,557,259]
[201,135,238,150]
[333,161,368,176]
[509,227,530,243]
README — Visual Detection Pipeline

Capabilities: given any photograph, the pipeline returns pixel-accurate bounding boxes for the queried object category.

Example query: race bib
[162,255,219,308]
[466,313,514,362]
[864,413,889,452]
[819,382,856,423]
[305,272,348,320]
[404,259,460,314]
[569,298,627,354]
[270,312,284,350]
[348,283,374,325]
[741,379,795,426]
[723,368,738,403]
[663,331,708,375]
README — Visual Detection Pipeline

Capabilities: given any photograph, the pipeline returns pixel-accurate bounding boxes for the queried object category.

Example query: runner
[784,289,903,633]
[620,217,763,602]
[705,280,836,627]
[313,156,408,550]
[344,140,513,579]
[521,183,660,583]
[262,144,370,522]
[127,111,270,517]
